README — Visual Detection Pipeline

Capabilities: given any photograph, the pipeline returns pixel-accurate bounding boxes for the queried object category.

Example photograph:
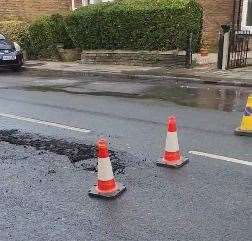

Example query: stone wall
[81,50,187,67]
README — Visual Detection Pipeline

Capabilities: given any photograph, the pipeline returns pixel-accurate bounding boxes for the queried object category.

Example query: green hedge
[66,0,202,51]
[0,20,29,43]
[22,14,74,58]
[23,0,202,58]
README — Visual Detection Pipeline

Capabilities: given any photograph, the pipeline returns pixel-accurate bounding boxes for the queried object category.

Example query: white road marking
[0,112,91,133]
[189,151,252,167]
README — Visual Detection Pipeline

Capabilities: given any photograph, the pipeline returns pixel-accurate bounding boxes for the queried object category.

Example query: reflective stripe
[164,151,181,162]
[244,107,252,116]
[97,179,117,193]
[165,131,179,152]
[97,157,114,181]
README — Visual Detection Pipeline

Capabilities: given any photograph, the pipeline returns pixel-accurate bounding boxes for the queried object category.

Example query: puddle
[0,129,127,174]
[24,62,46,67]
[65,82,151,94]
[21,78,252,112]
[143,84,252,112]
[24,85,140,98]
[33,78,79,86]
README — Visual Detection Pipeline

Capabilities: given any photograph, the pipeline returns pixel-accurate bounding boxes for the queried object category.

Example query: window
[89,0,113,4]
[71,0,110,10]
[241,0,252,31]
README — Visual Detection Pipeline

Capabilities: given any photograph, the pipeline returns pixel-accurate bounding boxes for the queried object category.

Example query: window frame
[241,0,252,31]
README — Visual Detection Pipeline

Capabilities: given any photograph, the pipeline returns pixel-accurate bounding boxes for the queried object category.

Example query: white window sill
[241,26,252,33]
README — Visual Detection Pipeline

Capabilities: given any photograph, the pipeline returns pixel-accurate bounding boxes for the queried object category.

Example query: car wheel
[12,66,23,72]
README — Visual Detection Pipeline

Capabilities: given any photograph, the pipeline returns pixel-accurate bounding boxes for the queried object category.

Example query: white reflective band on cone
[97,157,114,181]
[165,132,179,152]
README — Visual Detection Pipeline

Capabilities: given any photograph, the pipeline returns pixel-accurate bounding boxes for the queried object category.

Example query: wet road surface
[0,70,251,241]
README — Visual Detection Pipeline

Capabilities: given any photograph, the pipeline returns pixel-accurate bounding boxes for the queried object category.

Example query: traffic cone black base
[88,182,126,199]
[156,157,189,169]
[234,128,252,137]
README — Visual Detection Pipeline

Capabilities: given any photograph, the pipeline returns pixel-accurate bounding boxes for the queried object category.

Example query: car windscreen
[0,39,14,50]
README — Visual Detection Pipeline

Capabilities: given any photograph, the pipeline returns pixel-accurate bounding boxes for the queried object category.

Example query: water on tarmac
[143,83,252,112]
[0,70,251,113]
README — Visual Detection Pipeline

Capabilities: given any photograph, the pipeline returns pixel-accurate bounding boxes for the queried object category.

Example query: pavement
[0,71,251,241]
[23,60,252,87]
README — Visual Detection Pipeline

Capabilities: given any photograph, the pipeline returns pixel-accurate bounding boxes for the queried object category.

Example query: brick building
[199,0,234,47]
[0,0,71,20]
[199,0,252,48]
[0,0,110,20]
[0,0,251,49]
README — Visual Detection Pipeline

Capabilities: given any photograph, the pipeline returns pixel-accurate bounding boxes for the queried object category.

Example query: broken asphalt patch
[0,129,137,175]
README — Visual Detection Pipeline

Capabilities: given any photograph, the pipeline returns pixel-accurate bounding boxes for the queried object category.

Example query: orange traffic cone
[157,116,189,168]
[88,138,126,199]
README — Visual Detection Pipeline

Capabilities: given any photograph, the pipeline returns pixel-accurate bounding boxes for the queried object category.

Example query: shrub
[23,0,202,58]
[66,0,203,51]
[49,14,75,49]
[21,16,56,58]
[0,20,29,43]
[22,14,74,58]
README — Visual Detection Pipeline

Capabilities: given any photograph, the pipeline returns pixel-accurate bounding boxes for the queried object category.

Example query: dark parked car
[0,34,24,71]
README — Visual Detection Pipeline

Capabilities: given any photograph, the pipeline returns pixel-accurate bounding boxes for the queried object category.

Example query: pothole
[0,129,126,174]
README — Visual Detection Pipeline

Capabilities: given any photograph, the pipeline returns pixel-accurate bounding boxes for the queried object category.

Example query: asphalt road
[0,70,251,241]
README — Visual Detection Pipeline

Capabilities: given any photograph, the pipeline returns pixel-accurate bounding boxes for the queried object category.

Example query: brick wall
[0,0,71,21]
[75,0,84,8]
[198,0,234,49]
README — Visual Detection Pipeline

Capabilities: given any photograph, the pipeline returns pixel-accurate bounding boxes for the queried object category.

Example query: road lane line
[189,151,252,167]
[0,112,91,133]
